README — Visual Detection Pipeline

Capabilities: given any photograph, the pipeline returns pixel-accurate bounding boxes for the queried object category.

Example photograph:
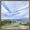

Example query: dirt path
[2,24,29,30]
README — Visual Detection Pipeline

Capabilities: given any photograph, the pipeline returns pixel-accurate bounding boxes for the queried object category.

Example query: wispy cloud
[1,1,29,19]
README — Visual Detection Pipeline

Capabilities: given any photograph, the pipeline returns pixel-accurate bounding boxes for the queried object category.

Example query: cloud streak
[1,1,29,19]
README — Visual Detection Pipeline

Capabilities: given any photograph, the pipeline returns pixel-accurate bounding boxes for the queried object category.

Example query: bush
[1,20,12,25]
[19,23,22,25]
[27,22,29,26]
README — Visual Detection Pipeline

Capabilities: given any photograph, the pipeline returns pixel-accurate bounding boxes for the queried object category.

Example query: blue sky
[1,1,29,19]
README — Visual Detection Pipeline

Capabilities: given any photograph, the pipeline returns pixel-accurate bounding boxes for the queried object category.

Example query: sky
[1,1,29,20]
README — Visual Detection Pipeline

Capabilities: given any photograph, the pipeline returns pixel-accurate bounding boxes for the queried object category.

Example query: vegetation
[1,19,29,26]
[1,20,16,26]
[1,20,12,25]
[19,22,29,26]
[27,22,29,26]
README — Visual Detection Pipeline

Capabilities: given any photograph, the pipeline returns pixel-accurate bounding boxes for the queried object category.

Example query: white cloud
[1,1,29,19]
